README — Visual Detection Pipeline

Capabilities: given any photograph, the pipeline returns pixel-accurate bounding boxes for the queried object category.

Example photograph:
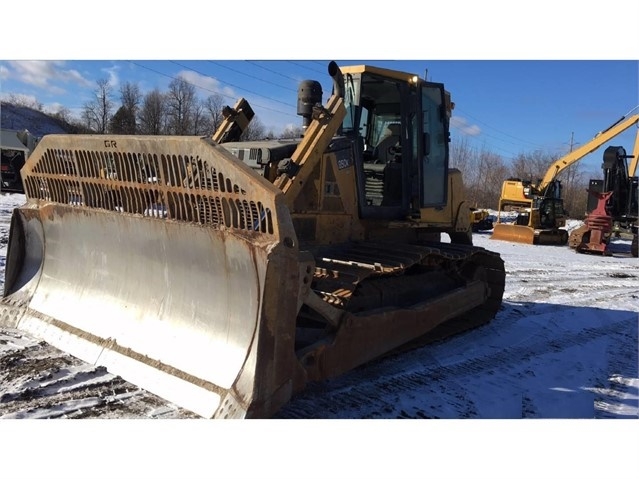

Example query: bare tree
[449,136,474,178]
[138,89,167,135]
[561,164,588,218]
[50,106,72,123]
[81,78,114,133]
[480,154,509,209]
[280,125,305,139]
[120,82,141,113]
[165,77,197,135]
[450,137,509,209]
[191,101,207,136]
[465,146,506,208]
[240,116,266,141]
[6,94,43,111]
[510,150,555,183]
[111,82,142,134]
[201,94,226,136]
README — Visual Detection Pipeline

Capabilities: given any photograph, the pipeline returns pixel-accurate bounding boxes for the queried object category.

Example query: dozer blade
[0,134,304,418]
[490,223,535,244]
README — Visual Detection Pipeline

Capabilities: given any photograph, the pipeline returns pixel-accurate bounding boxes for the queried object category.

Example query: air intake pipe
[328,61,344,99]
[297,80,323,130]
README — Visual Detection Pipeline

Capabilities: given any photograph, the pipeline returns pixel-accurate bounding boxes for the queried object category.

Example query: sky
[0,59,637,176]
[1,2,638,176]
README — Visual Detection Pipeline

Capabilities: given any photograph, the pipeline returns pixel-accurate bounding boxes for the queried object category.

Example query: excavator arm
[629,124,639,177]
[539,114,639,191]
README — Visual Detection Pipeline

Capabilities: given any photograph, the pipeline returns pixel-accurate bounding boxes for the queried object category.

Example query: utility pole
[569,132,575,152]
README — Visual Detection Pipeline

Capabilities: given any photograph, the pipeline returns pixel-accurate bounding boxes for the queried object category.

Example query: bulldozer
[492,177,568,244]
[470,207,493,232]
[0,62,505,419]
[491,112,639,245]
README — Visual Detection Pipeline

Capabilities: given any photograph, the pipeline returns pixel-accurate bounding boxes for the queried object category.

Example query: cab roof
[339,64,420,83]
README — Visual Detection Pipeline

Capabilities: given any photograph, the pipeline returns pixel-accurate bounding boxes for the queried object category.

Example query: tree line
[4,77,306,140]
[77,77,305,141]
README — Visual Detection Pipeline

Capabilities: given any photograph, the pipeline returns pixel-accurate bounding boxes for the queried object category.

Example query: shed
[0,129,30,153]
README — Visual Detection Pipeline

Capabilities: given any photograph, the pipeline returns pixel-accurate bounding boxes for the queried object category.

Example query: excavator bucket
[490,223,535,244]
[0,134,304,418]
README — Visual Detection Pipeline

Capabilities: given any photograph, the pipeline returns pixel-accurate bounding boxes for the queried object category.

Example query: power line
[454,107,548,149]
[169,61,297,110]
[244,60,301,82]
[129,61,298,119]
[130,61,235,100]
[137,60,546,155]
[207,61,297,93]
[450,126,521,158]
[286,60,327,75]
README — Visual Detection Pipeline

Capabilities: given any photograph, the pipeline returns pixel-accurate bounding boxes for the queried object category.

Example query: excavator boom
[539,114,639,191]
[630,124,639,177]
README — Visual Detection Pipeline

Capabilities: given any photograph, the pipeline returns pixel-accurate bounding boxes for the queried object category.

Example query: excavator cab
[536,197,566,230]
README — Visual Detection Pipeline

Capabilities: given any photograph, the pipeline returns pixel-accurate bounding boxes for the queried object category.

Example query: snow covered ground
[0,192,637,478]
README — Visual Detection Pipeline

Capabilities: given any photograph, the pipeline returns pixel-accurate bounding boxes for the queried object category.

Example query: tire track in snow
[277,309,636,418]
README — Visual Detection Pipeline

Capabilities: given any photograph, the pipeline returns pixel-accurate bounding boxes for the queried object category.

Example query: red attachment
[576,190,613,255]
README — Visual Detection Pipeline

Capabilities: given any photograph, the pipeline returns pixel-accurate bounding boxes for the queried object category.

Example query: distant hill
[0,102,87,137]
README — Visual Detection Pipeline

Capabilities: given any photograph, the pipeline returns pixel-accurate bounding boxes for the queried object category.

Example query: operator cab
[339,65,451,220]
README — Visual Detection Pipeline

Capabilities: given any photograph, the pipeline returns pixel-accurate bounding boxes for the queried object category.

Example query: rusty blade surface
[0,134,301,418]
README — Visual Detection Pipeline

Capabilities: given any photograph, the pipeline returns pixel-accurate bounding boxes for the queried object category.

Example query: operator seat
[376,123,401,163]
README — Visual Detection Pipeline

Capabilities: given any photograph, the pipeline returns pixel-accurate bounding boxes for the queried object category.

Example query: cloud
[176,70,232,98]
[450,116,481,136]
[6,61,93,92]
[101,65,120,89]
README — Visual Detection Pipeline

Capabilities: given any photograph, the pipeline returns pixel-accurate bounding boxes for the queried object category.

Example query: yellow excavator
[0,62,505,418]
[491,113,639,245]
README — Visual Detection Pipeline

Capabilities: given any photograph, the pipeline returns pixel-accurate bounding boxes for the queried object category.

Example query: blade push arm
[212,98,255,144]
